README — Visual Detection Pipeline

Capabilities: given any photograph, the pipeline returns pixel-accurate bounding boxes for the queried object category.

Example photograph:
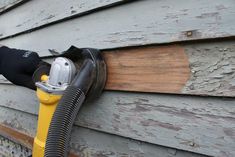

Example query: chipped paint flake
[0,135,32,157]
[183,41,235,96]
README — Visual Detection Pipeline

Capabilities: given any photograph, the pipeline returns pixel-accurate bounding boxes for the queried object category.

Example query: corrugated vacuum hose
[44,86,85,156]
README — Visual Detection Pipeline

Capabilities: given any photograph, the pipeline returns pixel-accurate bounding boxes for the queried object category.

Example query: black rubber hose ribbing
[44,50,105,157]
[44,86,85,157]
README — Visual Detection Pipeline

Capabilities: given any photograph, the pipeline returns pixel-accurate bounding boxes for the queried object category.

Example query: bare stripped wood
[0,107,207,157]
[0,0,235,49]
[0,0,127,39]
[0,0,29,14]
[104,45,190,93]
[0,85,234,156]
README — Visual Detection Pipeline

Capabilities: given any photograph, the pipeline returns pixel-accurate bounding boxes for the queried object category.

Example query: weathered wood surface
[0,107,207,157]
[1,40,235,96]
[62,92,235,157]
[0,85,234,157]
[0,135,31,157]
[0,124,33,150]
[0,124,77,157]
[0,0,28,14]
[0,0,128,39]
[1,0,235,49]
[182,41,235,96]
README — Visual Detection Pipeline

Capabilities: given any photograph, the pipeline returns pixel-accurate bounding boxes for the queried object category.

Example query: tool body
[32,47,106,157]
[33,89,61,157]
[33,57,77,156]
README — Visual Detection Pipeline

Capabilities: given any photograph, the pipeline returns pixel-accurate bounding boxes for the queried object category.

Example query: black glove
[0,46,41,90]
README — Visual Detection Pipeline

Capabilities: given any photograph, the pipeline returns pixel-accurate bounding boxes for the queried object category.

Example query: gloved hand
[0,46,41,90]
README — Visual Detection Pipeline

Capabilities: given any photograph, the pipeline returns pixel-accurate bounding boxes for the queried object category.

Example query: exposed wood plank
[1,40,235,96]
[0,0,29,14]
[104,45,190,93]
[0,85,234,156]
[0,107,207,157]
[0,0,235,50]
[0,0,128,39]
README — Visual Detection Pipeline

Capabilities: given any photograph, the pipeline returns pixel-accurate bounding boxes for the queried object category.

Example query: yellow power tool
[32,46,106,157]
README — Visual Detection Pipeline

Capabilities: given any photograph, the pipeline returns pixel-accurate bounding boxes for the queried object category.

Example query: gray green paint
[0,85,234,156]
[0,105,208,157]
[0,0,235,55]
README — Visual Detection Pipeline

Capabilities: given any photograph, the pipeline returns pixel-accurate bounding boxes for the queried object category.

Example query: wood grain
[104,45,190,93]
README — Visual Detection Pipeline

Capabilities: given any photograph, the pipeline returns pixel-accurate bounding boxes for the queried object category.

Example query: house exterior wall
[0,0,234,157]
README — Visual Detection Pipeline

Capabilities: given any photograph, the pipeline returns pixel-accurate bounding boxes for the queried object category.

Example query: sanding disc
[32,62,51,83]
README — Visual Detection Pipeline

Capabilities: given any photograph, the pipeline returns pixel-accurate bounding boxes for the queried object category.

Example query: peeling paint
[0,135,31,157]
[0,86,234,156]
[223,128,235,137]
[183,41,235,96]
[70,126,206,157]
[141,119,182,131]
[196,12,219,19]
[1,0,235,49]
[0,0,126,40]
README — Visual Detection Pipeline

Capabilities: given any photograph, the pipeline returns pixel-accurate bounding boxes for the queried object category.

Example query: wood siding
[1,41,235,97]
[0,106,207,157]
[0,0,29,14]
[0,0,234,156]
[0,0,127,39]
[0,85,234,157]
[0,0,235,50]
